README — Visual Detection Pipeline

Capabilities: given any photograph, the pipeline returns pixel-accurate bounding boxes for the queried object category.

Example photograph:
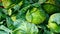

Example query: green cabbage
[2,0,22,8]
[47,13,60,33]
[42,3,59,14]
[26,7,46,24]
[13,19,38,34]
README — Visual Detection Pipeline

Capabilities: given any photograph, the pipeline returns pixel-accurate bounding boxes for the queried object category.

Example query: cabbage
[42,3,59,14]
[47,13,60,33]
[26,7,46,24]
[13,19,38,34]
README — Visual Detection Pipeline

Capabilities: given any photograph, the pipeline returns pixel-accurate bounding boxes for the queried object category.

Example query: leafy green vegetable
[42,3,59,14]
[2,0,22,8]
[1,0,60,34]
[26,7,46,24]
[47,13,60,33]
[2,0,12,8]
[49,13,60,25]
[13,19,38,34]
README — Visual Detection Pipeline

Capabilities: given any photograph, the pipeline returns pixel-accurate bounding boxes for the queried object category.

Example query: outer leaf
[0,25,11,34]
[0,31,8,34]
[13,19,38,34]
[11,1,23,12]
[18,5,31,15]
[6,17,15,30]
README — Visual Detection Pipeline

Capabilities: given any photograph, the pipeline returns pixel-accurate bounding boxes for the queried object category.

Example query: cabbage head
[26,7,46,24]
[47,13,60,33]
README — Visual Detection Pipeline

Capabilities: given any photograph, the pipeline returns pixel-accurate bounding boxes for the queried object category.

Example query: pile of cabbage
[0,0,60,34]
